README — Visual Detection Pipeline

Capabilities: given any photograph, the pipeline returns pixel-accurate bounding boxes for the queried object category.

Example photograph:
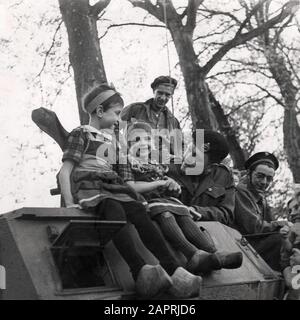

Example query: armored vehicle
[0,108,284,300]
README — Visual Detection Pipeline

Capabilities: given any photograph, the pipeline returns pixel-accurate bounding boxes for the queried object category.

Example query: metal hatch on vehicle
[50,220,125,293]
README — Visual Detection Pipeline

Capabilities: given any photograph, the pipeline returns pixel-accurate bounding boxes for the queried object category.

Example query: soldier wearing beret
[121,76,180,131]
[233,152,290,271]
[168,130,236,227]
[120,76,182,159]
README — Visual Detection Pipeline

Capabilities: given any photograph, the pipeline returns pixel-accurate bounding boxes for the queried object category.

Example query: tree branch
[36,19,63,79]
[240,81,286,107]
[226,95,270,116]
[8,0,24,9]
[193,21,237,41]
[91,0,111,17]
[128,0,165,23]
[99,22,165,40]
[235,0,269,37]
[128,0,182,27]
[206,67,270,80]
[185,0,204,34]
[201,1,299,76]
[278,42,300,88]
[197,8,243,26]
[273,14,294,47]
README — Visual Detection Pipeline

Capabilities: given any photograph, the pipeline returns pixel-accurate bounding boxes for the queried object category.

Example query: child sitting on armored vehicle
[58,84,202,299]
[118,121,243,275]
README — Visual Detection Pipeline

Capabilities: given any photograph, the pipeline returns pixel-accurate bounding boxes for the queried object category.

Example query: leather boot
[135,264,173,299]
[168,267,202,298]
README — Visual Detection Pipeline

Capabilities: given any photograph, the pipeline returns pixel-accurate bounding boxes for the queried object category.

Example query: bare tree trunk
[59,0,108,124]
[264,47,300,182]
[168,23,216,130]
[208,90,247,169]
[170,24,246,167]
[283,109,300,182]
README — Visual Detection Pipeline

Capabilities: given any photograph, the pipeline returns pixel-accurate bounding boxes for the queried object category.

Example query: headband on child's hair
[84,90,117,114]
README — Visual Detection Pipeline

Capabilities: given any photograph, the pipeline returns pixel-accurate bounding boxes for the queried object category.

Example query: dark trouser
[96,199,179,280]
[247,233,282,272]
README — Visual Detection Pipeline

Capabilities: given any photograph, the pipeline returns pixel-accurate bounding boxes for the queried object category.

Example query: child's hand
[188,206,202,221]
[156,180,167,187]
[164,177,181,195]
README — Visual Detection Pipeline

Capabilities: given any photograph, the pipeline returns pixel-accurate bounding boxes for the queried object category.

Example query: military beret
[150,76,177,90]
[245,152,279,171]
[192,130,229,163]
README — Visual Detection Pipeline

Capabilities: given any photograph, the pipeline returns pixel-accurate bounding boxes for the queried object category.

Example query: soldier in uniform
[120,75,180,131]
[120,76,181,158]
[233,152,290,271]
[169,130,236,227]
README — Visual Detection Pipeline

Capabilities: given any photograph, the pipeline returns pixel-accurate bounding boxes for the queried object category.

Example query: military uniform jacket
[120,98,180,131]
[169,163,235,226]
[234,179,278,235]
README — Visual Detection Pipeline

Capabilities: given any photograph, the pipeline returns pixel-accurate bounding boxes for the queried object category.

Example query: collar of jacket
[145,98,174,120]
[241,179,271,219]
[177,165,214,197]
[190,167,215,201]
[238,178,265,204]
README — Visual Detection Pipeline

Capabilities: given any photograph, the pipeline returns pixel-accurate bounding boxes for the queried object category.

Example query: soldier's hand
[279,225,290,239]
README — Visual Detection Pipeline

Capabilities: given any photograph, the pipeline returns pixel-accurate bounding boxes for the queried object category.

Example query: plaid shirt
[62,127,87,164]
[117,163,135,182]
[117,157,169,184]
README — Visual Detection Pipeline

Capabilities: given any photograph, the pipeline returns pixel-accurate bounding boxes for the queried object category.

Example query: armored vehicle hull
[0,207,284,300]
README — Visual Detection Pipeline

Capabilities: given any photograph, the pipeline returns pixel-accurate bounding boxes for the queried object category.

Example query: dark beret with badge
[192,130,229,164]
[244,152,279,171]
[150,76,178,91]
